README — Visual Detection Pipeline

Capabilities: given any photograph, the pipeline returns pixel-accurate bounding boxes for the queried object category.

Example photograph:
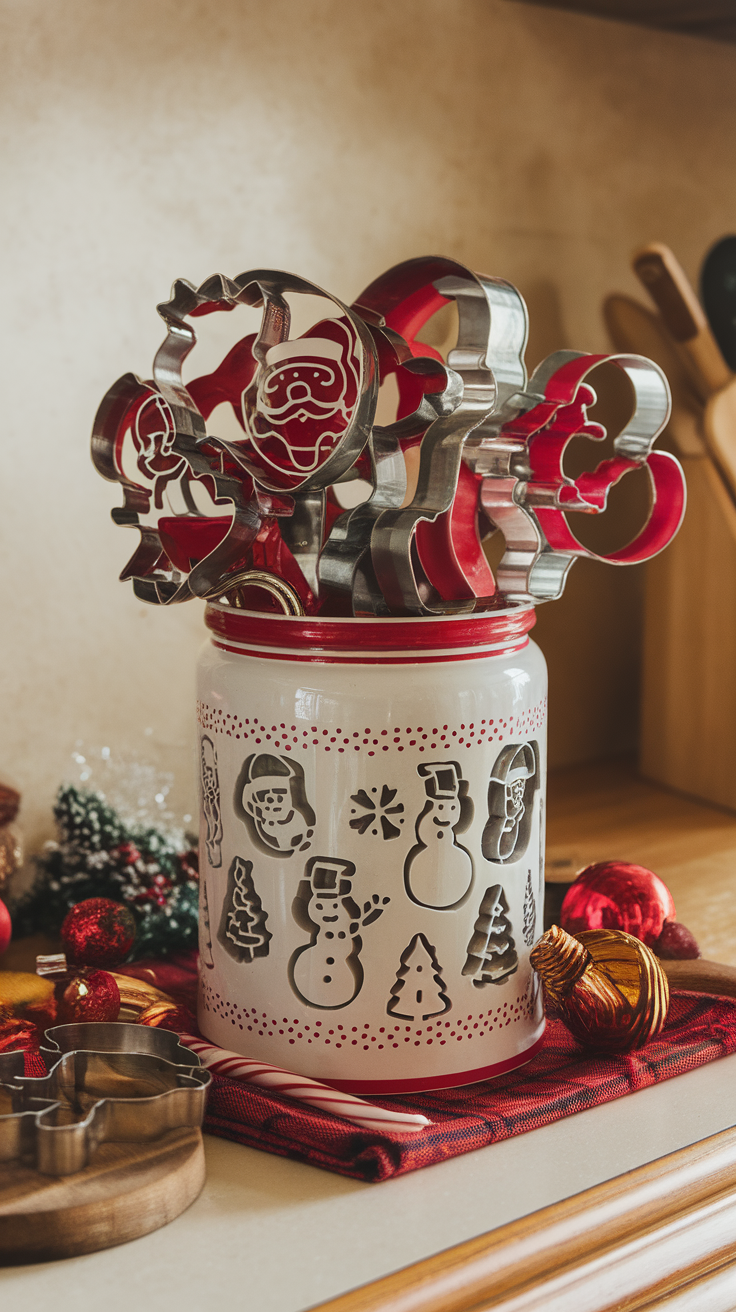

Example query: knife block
[640,453,736,812]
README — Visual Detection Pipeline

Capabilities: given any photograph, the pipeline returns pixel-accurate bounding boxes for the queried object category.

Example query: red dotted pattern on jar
[196,701,547,757]
[200,977,535,1051]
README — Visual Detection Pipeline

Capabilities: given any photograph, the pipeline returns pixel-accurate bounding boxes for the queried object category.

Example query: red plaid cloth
[27,952,736,1183]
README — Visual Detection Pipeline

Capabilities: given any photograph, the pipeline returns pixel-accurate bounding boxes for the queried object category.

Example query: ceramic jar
[196,605,547,1093]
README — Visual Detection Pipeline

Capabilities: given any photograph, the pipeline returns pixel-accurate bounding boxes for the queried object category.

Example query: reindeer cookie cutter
[479,351,686,602]
[0,1023,210,1176]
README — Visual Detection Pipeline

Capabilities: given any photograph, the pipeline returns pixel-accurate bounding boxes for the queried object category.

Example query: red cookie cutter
[480,351,686,602]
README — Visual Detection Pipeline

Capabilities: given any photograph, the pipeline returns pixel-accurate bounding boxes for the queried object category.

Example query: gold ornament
[0,971,54,1020]
[109,972,176,1021]
[530,924,670,1053]
[0,824,22,899]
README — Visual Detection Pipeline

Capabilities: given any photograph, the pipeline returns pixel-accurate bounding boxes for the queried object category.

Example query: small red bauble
[0,897,11,956]
[654,919,701,960]
[61,897,136,968]
[560,862,676,946]
[57,970,121,1025]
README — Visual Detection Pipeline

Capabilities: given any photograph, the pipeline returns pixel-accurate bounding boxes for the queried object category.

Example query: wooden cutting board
[0,1126,204,1265]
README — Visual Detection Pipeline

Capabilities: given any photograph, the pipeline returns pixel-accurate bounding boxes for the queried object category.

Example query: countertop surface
[3,1051,736,1312]
[4,759,736,1308]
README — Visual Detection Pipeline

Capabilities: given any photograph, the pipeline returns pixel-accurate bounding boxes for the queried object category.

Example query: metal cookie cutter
[92,274,268,607]
[203,270,379,597]
[318,321,460,611]
[0,1023,210,1176]
[354,257,528,615]
[480,351,687,602]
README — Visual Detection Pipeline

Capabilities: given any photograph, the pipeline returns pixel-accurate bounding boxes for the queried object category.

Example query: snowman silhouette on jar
[290,857,389,1009]
[290,858,362,1009]
[404,761,474,910]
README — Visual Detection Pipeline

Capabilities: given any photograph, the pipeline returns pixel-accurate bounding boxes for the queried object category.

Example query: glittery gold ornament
[0,782,22,899]
[530,924,669,1053]
[0,971,54,1019]
[0,824,22,899]
[109,973,176,1021]
[137,1000,195,1032]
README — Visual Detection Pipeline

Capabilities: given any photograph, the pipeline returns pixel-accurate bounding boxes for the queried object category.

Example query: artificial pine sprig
[13,784,199,959]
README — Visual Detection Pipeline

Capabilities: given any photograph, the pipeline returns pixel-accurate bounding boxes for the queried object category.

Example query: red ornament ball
[560,862,676,946]
[61,898,136,968]
[57,970,121,1025]
[654,919,701,960]
[0,897,11,956]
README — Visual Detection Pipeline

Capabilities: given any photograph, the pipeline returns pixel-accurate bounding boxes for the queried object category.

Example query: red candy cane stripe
[180,1035,431,1136]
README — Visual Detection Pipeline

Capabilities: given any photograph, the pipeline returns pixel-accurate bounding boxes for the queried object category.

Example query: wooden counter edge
[311,1108,736,1312]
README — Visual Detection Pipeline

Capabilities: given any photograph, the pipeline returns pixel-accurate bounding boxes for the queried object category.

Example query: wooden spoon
[632,242,732,404]
[632,244,736,503]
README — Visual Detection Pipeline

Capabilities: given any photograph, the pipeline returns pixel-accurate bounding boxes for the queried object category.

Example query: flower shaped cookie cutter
[0,1023,210,1176]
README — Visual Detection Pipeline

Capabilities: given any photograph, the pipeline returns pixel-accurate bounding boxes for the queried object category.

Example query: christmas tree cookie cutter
[0,1023,210,1176]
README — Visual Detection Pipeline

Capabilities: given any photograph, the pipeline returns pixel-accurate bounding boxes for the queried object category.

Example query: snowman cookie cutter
[353,257,528,615]
[480,351,687,603]
[0,1023,210,1176]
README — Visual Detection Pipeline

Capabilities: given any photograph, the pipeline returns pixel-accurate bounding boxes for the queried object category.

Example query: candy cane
[179,1035,431,1136]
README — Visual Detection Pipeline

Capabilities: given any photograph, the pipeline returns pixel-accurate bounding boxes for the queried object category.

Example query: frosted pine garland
[13,785,199,958]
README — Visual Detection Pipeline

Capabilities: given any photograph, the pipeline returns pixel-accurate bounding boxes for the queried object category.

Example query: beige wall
[2,0,736,850]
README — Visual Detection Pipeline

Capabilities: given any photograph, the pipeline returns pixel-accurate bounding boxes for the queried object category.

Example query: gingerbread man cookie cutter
[351,257,528,615]
[92,274,266,606]
[318,335,459,611]
[480,351,687,602]
[0,1023,210,1176]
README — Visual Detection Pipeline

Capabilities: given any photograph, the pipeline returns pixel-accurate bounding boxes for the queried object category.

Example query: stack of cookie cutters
[0,1023,210,1176]
[91,255,687,617]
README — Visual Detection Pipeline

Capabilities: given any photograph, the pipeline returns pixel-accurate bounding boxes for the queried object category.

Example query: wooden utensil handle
[661,956,736,999]
[633,243,732,401]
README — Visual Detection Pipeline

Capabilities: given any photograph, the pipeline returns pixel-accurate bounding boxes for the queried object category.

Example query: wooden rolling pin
[661,958,736,1000]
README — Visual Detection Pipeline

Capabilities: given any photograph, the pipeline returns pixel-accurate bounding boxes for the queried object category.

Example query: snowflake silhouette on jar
[349,786,405,840]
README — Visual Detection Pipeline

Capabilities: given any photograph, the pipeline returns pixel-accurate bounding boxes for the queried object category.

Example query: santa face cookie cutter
[352,257,528,615]
[0,1023,210,1176]
[479,351,686,602]
[92,270,378,606]
[207,269,379,496]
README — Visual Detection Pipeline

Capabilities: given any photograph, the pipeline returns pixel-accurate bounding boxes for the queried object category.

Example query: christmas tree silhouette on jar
[387,933,451,1021]
[217,856,272,964]
[522,870,536,946]
[462,884,518,987]
[200,876,215,969]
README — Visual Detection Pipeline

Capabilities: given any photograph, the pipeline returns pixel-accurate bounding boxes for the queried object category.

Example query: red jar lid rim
[204,604,536,660]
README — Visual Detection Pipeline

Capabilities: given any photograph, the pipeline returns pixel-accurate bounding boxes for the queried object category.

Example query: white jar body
[196,611,547,1093]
